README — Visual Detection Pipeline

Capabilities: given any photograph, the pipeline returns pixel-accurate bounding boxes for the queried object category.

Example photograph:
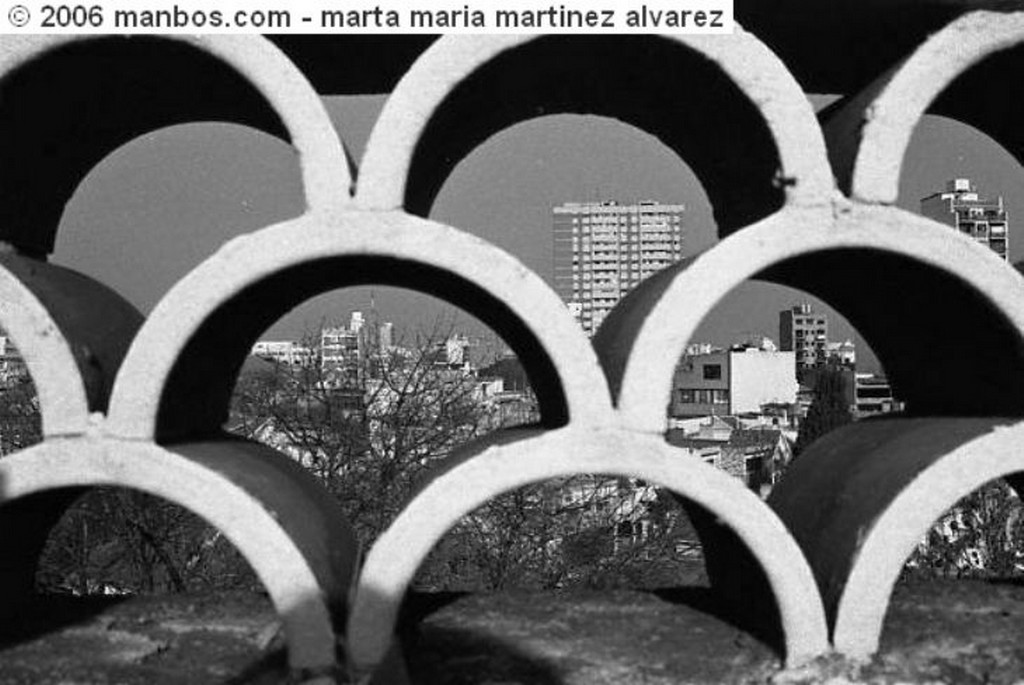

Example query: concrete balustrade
[824,11,1024,203]
[105,210,611,442]
[0,438,358,677]
[0,253,141,436]
[356,30,831,232]
[599,204,1024,433]
[0,35,347,256]
[348,427,829,674]
[768,419,1024,656]
[0,11,1022,681]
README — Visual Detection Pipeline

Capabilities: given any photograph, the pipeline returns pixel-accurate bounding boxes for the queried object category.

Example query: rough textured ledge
[4,580,1024,684]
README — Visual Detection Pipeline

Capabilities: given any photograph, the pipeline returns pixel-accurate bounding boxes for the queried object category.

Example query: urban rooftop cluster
[241,177,1006,501]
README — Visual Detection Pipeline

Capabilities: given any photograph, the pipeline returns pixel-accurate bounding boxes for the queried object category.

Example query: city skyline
[50,96,1024,377]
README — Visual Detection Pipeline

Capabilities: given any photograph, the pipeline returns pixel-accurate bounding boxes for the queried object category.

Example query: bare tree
[231,317,501,545]
[233,318,707,592]
[0,372,40,454]
[36,488,258,595]
[414,475,701,592]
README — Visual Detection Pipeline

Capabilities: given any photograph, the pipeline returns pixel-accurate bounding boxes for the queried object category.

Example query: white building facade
[671,345,797,418]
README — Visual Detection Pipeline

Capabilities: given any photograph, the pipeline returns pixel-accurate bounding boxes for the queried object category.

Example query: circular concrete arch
[599,204,1024,434]
[0,436,358,676]
[346,427,828,677]
[838,10,1024,203]
[105,211,611,443]
[356,32,832,236]
[0,254,141,437]
[766,417,1024,657]
[0,34,349,257]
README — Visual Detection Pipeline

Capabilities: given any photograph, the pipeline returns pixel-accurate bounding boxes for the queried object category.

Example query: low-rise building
[920,178,1009,260]
[250,340,315,366]
[855,373,902,417]
[666,418,793,495]
[671,342,797,418]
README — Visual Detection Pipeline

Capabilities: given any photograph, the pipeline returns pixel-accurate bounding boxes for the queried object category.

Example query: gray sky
[52,95,1024,376]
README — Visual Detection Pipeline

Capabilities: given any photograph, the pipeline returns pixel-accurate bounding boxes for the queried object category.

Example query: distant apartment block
[321,323,362,370]
[553,200,685,336]
[854,373,901,417]
[920,178,1008,260]
[249,311,398,391]
[671,341,797,418]
[779,304,828,373]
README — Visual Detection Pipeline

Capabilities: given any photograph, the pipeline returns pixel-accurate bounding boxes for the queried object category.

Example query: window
[703,364,722,380]
[678,389,729,404]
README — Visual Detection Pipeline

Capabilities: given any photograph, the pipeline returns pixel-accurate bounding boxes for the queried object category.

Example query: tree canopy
[794,366,852,457]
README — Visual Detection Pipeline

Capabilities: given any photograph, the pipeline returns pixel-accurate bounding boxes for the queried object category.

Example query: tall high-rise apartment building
[779,304,828,373]
[553,200,685,335]
[920,178,1009,260]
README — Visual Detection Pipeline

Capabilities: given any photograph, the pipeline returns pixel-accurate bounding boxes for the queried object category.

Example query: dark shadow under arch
[404,35,784,237]
[929,43,1024,174]
[758,248,1024,416]
[157,256,570,442]
[0,37,289,257]
[0,253,142,414]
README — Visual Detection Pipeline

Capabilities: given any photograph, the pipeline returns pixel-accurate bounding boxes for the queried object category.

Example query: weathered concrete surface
[349,428,828,677]
[0,253,142,437]
[826,11,1024,203]
[398,582,1024,684]
[0,35,348,257]
[8,581,1024,684]
[0,591,286,684]
[599,205,1024,434]
[0,439,358,676]
[356,31,831,232]
[768,419,1024,659]
[105,211,609,442]
[403,588,779,685]
[779,579,1024,685]
[268,3,1000,97]
[3,14,1024,675]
